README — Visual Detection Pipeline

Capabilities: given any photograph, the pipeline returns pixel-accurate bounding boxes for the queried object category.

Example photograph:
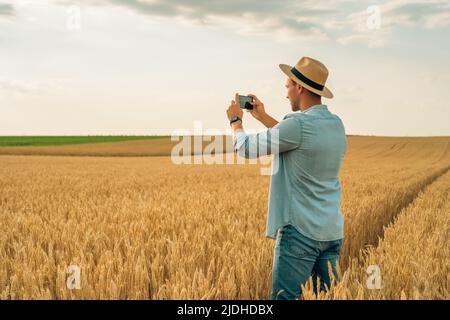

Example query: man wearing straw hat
[226,57,347,300]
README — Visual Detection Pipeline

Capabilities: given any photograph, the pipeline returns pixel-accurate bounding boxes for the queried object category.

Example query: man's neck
[300,100,322,112]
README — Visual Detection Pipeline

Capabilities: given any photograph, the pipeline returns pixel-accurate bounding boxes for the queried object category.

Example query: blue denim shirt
[233,104,347,241]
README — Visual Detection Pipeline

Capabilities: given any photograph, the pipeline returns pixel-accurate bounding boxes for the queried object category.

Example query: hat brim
[279,64,333,99]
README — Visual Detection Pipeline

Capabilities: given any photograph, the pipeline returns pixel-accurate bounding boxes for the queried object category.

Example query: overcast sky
[1,0,449,136]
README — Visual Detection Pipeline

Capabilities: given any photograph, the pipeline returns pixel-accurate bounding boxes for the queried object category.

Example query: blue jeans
[270,224,343,300]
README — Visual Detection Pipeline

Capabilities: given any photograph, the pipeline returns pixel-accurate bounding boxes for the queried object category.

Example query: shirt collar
[301,104,327,114]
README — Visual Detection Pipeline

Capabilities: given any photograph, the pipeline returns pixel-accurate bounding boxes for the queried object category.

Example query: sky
[0,0,449,136]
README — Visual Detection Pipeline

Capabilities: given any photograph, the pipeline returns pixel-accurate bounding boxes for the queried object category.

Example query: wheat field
[302,169,450,300]
[0,136,449,299]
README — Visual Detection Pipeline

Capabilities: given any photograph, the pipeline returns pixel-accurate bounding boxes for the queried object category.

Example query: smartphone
[238,95,254,110]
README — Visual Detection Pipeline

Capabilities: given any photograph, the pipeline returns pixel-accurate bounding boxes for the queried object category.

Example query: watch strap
[229,116,242,125]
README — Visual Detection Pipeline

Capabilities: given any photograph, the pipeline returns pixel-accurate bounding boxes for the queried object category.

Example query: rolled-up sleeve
[233,117,301,159]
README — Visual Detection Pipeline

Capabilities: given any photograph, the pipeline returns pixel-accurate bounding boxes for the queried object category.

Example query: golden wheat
[0,136,233,157]
[302,169,450,300]
[0,137,449,299]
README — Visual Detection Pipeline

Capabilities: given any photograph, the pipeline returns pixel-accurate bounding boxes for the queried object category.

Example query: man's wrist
[231,119,243,131]
[229,115,241,124]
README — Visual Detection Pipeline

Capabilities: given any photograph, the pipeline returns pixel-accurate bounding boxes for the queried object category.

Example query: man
[226,56,347,300]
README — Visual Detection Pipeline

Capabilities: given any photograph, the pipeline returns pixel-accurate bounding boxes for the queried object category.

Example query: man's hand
[246,93,279,129]
[226,93,243,121]
[246,94,266,121]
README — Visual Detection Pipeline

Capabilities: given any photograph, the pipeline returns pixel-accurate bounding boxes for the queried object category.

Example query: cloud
[76,0,340,42]
[0,78,60,98]
[387,0,450,27]
[0,79,34,95]
[337,32,388,48]
[5,0,450,47]
[95,0,450,46]
[337,0,450,47]
[0,3,14,16]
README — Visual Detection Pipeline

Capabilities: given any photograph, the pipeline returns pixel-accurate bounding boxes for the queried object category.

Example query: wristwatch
[229,115,242,125]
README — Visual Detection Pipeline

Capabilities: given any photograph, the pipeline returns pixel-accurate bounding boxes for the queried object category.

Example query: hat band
[291,67,324,91]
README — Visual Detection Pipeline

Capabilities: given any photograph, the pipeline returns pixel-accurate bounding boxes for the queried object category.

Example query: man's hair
[289,78,298,87]
[290,78,321,98]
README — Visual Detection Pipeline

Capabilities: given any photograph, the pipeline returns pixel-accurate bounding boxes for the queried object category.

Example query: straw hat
[279,56,333,98]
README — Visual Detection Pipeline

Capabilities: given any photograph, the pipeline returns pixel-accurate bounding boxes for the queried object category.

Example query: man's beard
[291,98,300,111]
